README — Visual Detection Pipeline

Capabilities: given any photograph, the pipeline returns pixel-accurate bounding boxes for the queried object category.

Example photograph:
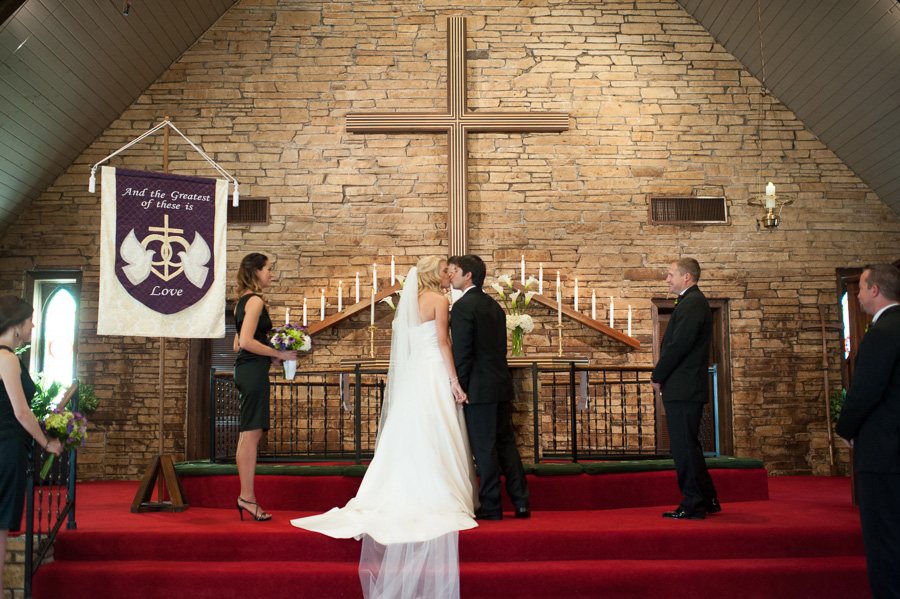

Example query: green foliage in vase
[829,388,846,423]
[31,374,65,420]
[77,383,99,414]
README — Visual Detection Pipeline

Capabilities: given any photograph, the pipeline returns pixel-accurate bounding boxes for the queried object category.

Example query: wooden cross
[346,17,569,256]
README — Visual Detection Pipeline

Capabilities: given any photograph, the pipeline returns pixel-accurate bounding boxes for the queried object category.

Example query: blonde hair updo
[416,256,446,295]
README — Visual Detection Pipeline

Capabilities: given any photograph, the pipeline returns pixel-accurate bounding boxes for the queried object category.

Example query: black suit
[651,285,718,516]
[451,286,529,517]
[836,304,900,599]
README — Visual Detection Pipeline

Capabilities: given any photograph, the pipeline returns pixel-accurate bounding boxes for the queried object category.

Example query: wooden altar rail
[303,281,639,350]
[209,363,661,464]
[509,282,640,349]
[306,284,401,336]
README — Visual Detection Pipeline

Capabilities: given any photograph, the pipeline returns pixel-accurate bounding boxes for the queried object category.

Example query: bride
[291,256,478,599]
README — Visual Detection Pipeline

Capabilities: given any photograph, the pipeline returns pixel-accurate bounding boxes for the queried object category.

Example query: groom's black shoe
[475,510,503,521]
[662,508,705,520]
[514,507,531,519]
[705,498,722,514]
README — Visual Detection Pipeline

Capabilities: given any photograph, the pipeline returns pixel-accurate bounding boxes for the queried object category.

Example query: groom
[448,254,530,520]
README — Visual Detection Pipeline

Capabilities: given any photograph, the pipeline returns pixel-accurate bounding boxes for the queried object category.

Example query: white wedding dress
[291,267,478,599]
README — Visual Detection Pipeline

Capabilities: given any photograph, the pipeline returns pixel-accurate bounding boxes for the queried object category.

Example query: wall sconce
[748,182,793,229]
[747,1,794,231]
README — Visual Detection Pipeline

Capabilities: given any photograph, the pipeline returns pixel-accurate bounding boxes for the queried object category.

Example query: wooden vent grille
[649,196,728,225]
[227,197,269,225]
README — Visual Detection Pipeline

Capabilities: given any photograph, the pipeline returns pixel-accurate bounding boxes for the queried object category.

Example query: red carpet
[33,474,869,599]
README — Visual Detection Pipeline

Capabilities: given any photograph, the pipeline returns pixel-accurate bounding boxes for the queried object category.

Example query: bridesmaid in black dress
[233,254,295,521]
[0,297,62,584]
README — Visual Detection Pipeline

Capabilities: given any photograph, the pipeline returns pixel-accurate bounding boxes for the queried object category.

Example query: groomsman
[836,264,900,599]
[650,258,720,520]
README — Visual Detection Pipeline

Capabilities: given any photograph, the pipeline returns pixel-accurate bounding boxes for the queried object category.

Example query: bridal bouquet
[267,323,312,380]
[492,274,538,356]
[40,407,88,479]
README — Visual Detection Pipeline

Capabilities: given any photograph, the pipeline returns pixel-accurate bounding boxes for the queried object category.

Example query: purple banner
[114,169,216,315]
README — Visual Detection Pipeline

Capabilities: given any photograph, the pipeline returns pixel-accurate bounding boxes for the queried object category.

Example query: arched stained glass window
[39,285,77,386]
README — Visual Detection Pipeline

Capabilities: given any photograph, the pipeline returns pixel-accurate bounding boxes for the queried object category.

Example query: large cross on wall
[346,17,570,256]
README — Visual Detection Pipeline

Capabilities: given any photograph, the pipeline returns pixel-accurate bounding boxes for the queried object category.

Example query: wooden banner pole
[131,117,188,513]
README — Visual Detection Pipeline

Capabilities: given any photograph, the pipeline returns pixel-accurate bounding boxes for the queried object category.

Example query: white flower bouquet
[491,274,539,356]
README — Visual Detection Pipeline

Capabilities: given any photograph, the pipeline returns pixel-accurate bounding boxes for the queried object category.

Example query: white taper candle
[538,263,543,295]
[627,305,632,337]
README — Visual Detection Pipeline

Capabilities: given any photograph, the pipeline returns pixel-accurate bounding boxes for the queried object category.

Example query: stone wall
[3,535,27,599]
[2,0,898,478]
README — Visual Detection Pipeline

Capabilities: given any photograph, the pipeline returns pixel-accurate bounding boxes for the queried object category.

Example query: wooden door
[651,299,732,456]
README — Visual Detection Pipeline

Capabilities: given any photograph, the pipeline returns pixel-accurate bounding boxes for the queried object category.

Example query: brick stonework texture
[3,535,26,599]
[2,0,898,479]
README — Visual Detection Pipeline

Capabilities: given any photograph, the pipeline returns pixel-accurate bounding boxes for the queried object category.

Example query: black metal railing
[24,384,79,599]
[210,363,663,464]
[536,364,658,461]
[211,365,387,463]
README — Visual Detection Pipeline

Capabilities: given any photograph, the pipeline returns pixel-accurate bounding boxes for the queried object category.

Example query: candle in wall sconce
[538,263,543,295]
[373,263,378,294]
[370,288,375,326]
[320,289,325,321]
[391,256,395,286]
[521,255,526,286]
[592,290,596,320]
[338,281,343,312]
[627,305,632,337]
[556,271,561,294]
[303,298,308,327]
[610,297,614,329]
[285,307,290,325]
[765,181,776,210]
[574,279,579,312]
[355,273,360,303]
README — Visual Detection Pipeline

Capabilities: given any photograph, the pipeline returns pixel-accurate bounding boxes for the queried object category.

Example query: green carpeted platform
[174,455,764,477]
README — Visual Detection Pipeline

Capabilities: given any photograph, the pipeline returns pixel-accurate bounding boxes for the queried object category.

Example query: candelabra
[366,325,376,358]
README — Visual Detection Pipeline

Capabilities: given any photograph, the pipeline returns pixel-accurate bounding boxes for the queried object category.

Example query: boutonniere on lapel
[674,297,680,306]
[864,323,870,333]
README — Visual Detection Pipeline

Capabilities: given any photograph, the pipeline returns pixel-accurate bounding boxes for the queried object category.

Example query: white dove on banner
[119,229,155,285]
[179,232,211,288]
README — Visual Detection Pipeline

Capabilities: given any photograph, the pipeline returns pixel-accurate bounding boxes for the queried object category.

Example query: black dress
[234,294,273,432]
[0,346,35,532]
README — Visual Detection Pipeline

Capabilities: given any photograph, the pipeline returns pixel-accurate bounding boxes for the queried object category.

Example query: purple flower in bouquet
[40,407,88,479]
[267,322,312,380]
[267,322,313,352]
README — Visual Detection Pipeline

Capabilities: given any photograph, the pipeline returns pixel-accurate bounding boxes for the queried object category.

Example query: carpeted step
[33,477,869,598]
[33,555,870,599]
[53,510,864,563]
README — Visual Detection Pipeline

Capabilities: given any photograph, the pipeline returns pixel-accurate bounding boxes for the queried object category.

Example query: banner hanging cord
[89,119,240,205]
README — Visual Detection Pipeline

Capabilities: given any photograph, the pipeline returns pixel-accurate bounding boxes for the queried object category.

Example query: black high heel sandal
[236,497,272,521]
